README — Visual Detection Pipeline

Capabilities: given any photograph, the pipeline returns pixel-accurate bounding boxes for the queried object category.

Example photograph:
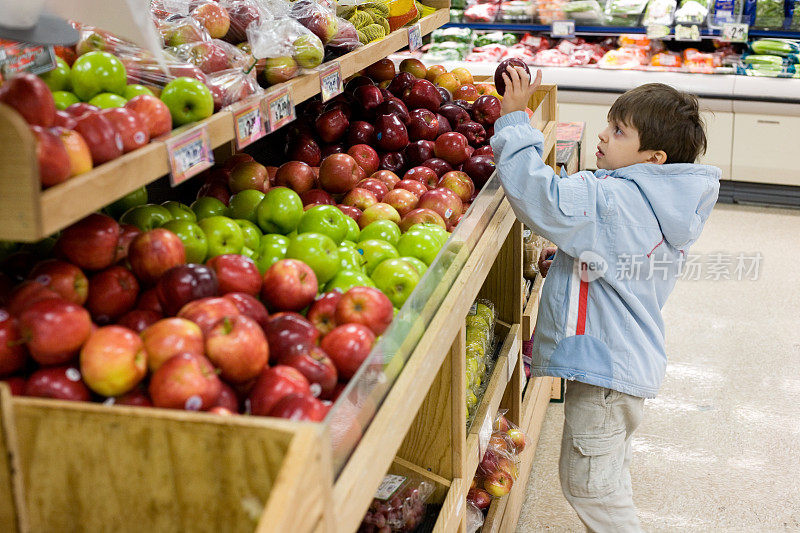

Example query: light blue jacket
[491,111,720,398]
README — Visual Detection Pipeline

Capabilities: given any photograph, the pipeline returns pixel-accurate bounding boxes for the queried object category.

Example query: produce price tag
[0,40,56,77]
[319,62,343,103]
[407,23,423,51]
[374,475,406,500]
[166,124,214,187]
[551,20,575,38]
[231,98,266,149]
[266,86,296,132]
[646,24,671,39]
[721,22,748,43]
[674,24,700,41]
[478,412,493,461]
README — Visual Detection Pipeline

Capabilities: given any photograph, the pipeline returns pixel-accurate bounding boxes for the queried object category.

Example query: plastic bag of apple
[468,412,529,512]
[358,475,434,532]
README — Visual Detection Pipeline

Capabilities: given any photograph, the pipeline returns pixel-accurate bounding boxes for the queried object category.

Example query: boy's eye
[615,127,623,135]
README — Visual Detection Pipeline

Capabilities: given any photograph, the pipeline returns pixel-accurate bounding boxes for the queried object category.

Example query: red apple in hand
[267,393,329,421]
[28,259,89,305]
[24,366,90,401]
[142,317,205,372]
[261,259,318,312]
[31,126,71,187]
[58,213,120,271]
[205,254,261,296]
[149,353,222,411]
[279,345,337,400]
[19,298,92,366]
[206,315,269,383]
[306,291,341,336]
[320,323,375,380]
[0,309,27,377]
[86,265,140,323]
[128,229,186,286]
[177,297,240,337]
[263,312,319,363]
[248,365,310,416]
[318,153,361,194]
[80,325,147,397]
[0,73,56,127]
[222,292,269,331]
[335,286,393,335]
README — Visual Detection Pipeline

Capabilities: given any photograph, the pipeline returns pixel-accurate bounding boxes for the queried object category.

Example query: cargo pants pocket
[568,430,626,498]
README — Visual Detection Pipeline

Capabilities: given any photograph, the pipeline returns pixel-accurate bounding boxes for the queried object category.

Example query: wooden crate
[0,8,450,242]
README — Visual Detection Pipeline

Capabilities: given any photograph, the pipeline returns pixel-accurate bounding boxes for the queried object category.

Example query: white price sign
[722,22,748,43]
[478,412,493,461]
[319,61,343,103]
[266,87,296,132]
[551,20,575,38]
[165,124,214,187]
[407,23,423,51]
[232,98,266,149]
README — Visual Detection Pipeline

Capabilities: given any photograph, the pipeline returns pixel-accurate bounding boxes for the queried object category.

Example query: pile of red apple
[468,413,528,510]
[0,210,401,422]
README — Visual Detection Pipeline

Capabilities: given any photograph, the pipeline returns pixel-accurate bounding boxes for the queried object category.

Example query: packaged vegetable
[431,27,475,43]
[651,51,682,66]
[359,475,434,532]
[604,0,650,24]
[563,0,604,21]
[464,1,501,22]
[643,0,677,25]
[752,0,784,27]
[674,0,709,22]
[750,38,800,56]
[498,0,537,22]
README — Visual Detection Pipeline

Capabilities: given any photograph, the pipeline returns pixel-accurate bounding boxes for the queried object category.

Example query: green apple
[256,187,303,235]
[160,77,214,126]
[123,84,154,100]
[325,269,376,293]
[255,234,289,274]
[297,205,350,245]
[52,91,80,110]
[397,227,443,266]
[357,239,399,275]
[285,232,340,284]
[161,201,197,222]
[340,240,358,249]
[229,189,265,223]
[235,219,262,250]
[339,245,365,271]
[293,34,324,68]
[241,246,257,260]
[370,258,421,308]
[88,92,127,108]
[70,51,127,101]
[191,197,228,220]
[104,186,148,219]
[344,216,360,242]
[417,223,450,245]
[162,220,208,263]
[401,256,428,277]
[358,220,401,247]
[120,204,173,231]
[198,216,245,258]
[40,57,71,91]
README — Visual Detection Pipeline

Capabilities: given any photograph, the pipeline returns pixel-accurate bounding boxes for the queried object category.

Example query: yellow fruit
[362,23,386,42]
[451,67,474,86]
[435,72,460,94]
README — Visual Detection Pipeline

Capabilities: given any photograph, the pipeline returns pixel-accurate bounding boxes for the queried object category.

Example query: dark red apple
[379,151,406,175]
[337,204,362,221]
[345,75,374,94]
[306,291,341,336]
[128,229,186,286]
[117,309,161,333]
[222,292,269,331]
[206,254,261,296]
[463,155,496,190]
[0,309,27,377]
[321,143,346,158]
[318,153,361,194]
[422,158,454,178]
[19,298,92,366]
[324,99,353,121]
[375,114,409,152]
[114,223,141,263]
[403,79,442,112]
[437,86,452,103]
[375,98,410,125]
[136,287,162,314]
[471,95,502,127]
[434,132,470,166]
[149,353,222,411]
[403,166,439,189]
[28,259,89,306]
[261,259,317,312]
[0,73,56,127]
[355,178,389,202]
[473,145,493,158]
[404,140,436,167]
[456,121,487,147]
[387,72,416,98]
[263,312,320,364]
[275,161,316,195]
[248,365,311,416]
[346,121,376,146]
[347,144,380,176]
[353,85,384,119]
[365,59,396,82]
[215,381,240,412]
[320,323,375,380]
[156,263,219,316]
[436,114,452,137]
[114,385,153,407]
[467,488,492,510]
[24,366,90,401]
[453,99,473,112]
[315,109,349,143]
[279,345,337,400]
[58,213,120,271]
[286,134,322,167]
[407,108,439,142]
[86,265,140,323]
[494,58,530,96]
[300,188,335,207]
[438,103,471,128]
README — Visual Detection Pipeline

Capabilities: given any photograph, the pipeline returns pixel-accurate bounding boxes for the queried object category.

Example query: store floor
[516,203,800,531]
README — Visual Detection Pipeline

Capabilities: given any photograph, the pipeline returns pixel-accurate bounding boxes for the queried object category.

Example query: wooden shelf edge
[2,9,450,242]
[522,274,544,341]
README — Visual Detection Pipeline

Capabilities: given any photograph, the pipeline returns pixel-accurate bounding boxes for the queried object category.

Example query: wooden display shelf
[0,8,449,242]
[522,274,543,342]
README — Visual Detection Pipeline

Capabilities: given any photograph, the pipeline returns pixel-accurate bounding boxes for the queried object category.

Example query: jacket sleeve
[490,111,608,257]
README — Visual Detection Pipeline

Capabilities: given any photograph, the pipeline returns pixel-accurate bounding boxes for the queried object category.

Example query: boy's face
[596,120,664,170]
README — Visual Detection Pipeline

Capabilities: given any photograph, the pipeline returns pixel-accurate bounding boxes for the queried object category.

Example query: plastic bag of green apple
[246,18,325,82]
[205,68,263,110]
[358,475,434,532]
[168,39,252,75]
[155,14,212,47]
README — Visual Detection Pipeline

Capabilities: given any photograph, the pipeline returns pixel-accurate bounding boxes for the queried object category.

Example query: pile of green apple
[465,300,495,421]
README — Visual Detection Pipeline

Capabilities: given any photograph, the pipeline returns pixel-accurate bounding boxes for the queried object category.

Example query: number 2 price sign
[266,87,296,132]
[319,61,343,103]
[722,22,748,43]
[165,124,214,187]
[232,97,267,149]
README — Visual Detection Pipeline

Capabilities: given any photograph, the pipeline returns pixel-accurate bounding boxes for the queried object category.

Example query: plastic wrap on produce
[537,0,567,22]
[562,0,604,22]
[155,14,212,47]
[326,17,362,54]
[464,0,501,22]
[122,48,209,91]
[642,0,677,25]
[205,68,263,110]
[465,502,485,533]
[358,475,434,532]
[169,39,251,74]
[674,0,709,23]
[246,17,323,63]
[291,0,340,44]
[218,0,272,44]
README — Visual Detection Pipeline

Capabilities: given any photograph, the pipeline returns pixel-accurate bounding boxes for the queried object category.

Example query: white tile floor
[516,204,800,531]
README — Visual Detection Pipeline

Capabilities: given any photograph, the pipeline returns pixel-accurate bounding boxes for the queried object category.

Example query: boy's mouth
[596,145,605,158]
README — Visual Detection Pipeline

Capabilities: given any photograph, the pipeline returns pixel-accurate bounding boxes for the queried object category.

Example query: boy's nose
[598,130,608,142]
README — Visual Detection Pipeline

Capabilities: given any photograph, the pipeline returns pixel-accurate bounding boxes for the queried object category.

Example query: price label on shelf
[551,20,575,38]
[231,97,266,149]
[646,24,671,39]
[319,61,343,103]
[0,41,56,77]
[674,24,700,41]
[407,23,423,51]
[266,86,296,133]
[166,124,214,187]
[374,475,406,500]
[478,412,493,461]
[721,22,748,43]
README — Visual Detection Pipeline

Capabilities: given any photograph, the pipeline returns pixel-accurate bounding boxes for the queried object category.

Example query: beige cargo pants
[559,380,646,532]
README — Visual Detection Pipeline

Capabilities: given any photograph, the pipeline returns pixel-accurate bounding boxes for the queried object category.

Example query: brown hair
[608,83,707,164]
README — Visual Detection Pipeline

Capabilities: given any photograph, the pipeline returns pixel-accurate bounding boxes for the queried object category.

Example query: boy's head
[596,83,707,170]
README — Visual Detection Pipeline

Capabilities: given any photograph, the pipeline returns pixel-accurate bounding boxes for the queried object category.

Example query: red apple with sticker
[24,366,90,401]
[177,296,240,337]
[80,325,147,397]
[100,107,149,153]
[19,298,92,366]
[149,353,222,411]
[375,113,409,152]
[248,365,311,416]
[418,188,463,228]
[0,309,27,377]
[86,265,140,323]
[73,112,124,165]
[206,315,269,383]
[142,318,205,372]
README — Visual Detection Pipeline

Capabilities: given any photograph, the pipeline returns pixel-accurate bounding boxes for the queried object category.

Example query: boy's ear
[646,150,668,165]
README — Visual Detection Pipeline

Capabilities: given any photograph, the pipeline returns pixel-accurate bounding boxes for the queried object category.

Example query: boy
[491,68,720,532]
